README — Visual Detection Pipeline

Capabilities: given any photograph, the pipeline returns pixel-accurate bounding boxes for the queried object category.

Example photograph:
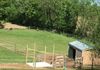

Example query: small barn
[68,40,100,67]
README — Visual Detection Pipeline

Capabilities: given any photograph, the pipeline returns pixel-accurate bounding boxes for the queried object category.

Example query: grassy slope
[0,47,25,63]
[0,29,75,53]
[0,29,75,63]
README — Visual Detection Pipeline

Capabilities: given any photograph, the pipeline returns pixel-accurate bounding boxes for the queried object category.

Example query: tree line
[0,0,100,54]
[0,0,83,33]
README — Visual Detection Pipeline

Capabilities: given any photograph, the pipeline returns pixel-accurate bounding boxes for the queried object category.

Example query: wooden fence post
[44,45,47,62]
[33,43,36,69]
[52,44,55,68]
[26,44,28,64]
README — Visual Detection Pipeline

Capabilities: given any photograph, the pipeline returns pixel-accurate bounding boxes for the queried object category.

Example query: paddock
[25,44,66,69]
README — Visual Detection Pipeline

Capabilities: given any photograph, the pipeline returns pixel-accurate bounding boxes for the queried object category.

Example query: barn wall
[76,50,82,58]
[82,50,92,65]
[94,58,100,65]
[82,50,100,66]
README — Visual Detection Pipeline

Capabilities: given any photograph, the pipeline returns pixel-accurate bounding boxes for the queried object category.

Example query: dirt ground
[0,57,75,70]
[0,63,57,70]
[0,63,33,70]
[0,63,74,70]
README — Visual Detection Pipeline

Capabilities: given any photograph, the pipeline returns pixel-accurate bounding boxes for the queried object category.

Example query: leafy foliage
[0,0,100,54]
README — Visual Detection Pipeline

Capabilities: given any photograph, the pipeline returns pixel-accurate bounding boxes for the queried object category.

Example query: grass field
[0,47,25,63]
[0,29,75,63]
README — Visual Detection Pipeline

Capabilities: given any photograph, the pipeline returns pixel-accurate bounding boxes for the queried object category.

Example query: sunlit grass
[0,29,75,63]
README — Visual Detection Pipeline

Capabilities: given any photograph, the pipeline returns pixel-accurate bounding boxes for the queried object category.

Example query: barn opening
[72,48,76,60]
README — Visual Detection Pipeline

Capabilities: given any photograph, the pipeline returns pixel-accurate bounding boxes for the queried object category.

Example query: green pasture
[0,29,75,63]
[0,47,25,63]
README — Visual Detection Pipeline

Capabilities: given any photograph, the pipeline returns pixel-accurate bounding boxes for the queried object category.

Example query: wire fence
[0,40,74,70]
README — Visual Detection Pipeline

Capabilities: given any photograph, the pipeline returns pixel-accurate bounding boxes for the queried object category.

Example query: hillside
[0,29,75,54]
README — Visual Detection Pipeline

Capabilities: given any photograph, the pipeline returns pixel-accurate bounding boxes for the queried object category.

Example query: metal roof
[69,40,91,51]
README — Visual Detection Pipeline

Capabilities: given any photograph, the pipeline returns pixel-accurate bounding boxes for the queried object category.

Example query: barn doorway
[72,48,76,60]
[68,46,76,60]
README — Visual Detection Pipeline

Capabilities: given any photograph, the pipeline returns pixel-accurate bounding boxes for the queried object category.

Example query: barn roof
[69,40,91,51]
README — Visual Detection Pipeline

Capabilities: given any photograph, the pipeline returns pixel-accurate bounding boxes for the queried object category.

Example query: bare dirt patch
[0,63,32,70]
[0,63,55,70]
[2,22,27,29]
